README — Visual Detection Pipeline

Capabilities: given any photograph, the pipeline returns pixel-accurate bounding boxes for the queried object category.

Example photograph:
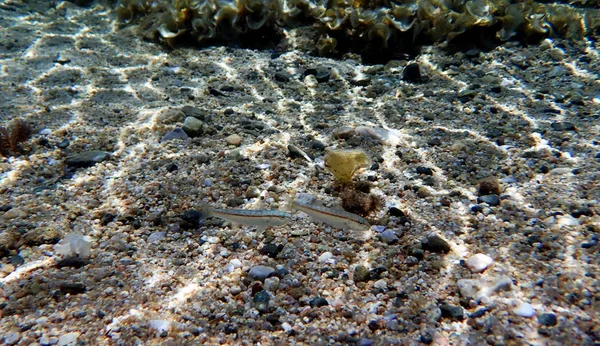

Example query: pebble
[465,254,493,273]
[149,320,171,332]
[1,208,27,219]
[538,313,558,326]
[514,302,535,317]
[477,194,500,206]
[3,332,20,345]
[56,256,88,269]
[253,290,270,312]
[310,297,329,307]
[225,134,243,146]
[148,231,166,243]
[477,176,501,195]
[65,151,110,168]
[379,230,398,244]
[402,63,421,82]
[161,128,189,142]
[318,251,334,263]
[182,116,203,137]
[550,121,576,131]
[248,265,275,281]
[354,265,370,282]
[439,304,465,320]
[245,186,260,198]
[39,334,58,345]
[457,276,512,302]
[264,277,280,292]
[421,235,451,254]
[57,332,80,346]
[56,139,70,149]
[260,243,282,258]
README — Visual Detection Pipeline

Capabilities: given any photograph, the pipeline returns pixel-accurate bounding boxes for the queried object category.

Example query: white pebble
[225,134,242,146]
[57,332,80,346]
[229,259,242,268]
[281,322,293,333]
[465,253,493,273]
[514,302,535,317]
[318,251,334,263]
[149,319,171,332]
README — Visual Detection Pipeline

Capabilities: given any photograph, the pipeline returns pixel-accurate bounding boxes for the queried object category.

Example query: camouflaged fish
[286,194,371,232]
[199,205,292,231]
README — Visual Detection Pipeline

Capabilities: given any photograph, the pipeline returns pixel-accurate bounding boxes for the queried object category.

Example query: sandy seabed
[0,0,599,345]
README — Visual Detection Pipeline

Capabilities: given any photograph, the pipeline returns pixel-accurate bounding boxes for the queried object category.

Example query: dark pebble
[581,240,598,249]
[369,267,387,280]
[66,151,110,168]
[420,333,433,344]
[260,243,283,258]
[416,166,434,175]
[421,235,451,254]
[477,194,500,206]
[56,256,89,269]
[161,128,189,142]
[181,105,206,120]
[181,209,202,230]
[471,204,484,213]
[550,122,576,131]
[227,197,245,207]
[310,140,326,151]
[354,265,370,282]
[253,290,270,313]
[166,163,178,172]
[59,283,86,294]
[56,139,70,149]
[223,324,238,334]
[440,304,465,320]
[402,63,421,82]
[571,208,592,218]
[274,71,290,82]
[9,255,24,266]
[538,313,558,326]
[388,207,405,217]
[100,213,116,226]
[0,204,12,212]
[310,297,329,308]
[469,308,489,318]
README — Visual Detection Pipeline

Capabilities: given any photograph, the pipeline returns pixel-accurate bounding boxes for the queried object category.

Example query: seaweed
[0,119,33,157]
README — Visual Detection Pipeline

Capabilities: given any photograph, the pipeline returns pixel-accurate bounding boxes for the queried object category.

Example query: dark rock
[0,204,12,212]
[226,197,245,207]
[469,308,489,318]
[369,267,387,280]
[304,67,331,83]
[350,77,371,87]
[310,140,326,151]
[66,151,110,168]
[100,213,116,226]
[477,194,500,206]
[21,228,61,246]
[309,297,329,308]
[571,208,592,218]
[260,243,283,258]
[388,207,405,217]
[478,176,501,195]
[161,128,189,142]
[56,139,70,149]
[421,235,451,254]
[402,63,421,82]
[59,283,86,294]
[253,290,270,313]
[166,163,178,172]
[274,71,290,82]
[182,116,203,137]
[248,266,275,281]
[440,304,465,320]
[223,324,238,334]
[181,106,206,120]
[538,313,557,326]
[56,256,89,269]
[550,122,576,131]
[354,265,370,282]
[9,255,24,266]
[458,90,477,102]
[181,209,202,230]
[416,167,433,175]
[420,333,433,344]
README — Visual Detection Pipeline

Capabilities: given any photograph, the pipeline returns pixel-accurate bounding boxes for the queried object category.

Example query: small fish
[199,205,292,231]
[287,195,371,231]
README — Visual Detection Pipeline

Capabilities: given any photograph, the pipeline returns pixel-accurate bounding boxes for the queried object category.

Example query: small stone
[318,251,334,263]
[182,116,203,137]
[420,332,433,344]
[245,186,260,198]
[264,277,280,292]
[57,139,70,149]
[181,105,206,120]
[354,265,370,282]
[416,166,434,175]
[161,128,189,142]
[402,63,421,82]
[65,151,110,168]
[59,283,86,294]
[260,244,282,258]
[1,208,27,219]
[149,320,171,333]
[310,297,329,308]
[440,304,465,320]
[421,235,451,254]
[550,122,576,131]
[225,134,243,146]
[478,176,500,195]
[569,91,585,105]
[465,254,493,273]
[248,265,275,281]
[514,302,535,317]
[148,231,166,243]
[538,313,557,326]
[57,332,80,346]
[3,331,20,345]
[253,290,270,312]
[379,230,398,244]
[56,256,88,269]
[274,71,290,82]
[477,194,500,206]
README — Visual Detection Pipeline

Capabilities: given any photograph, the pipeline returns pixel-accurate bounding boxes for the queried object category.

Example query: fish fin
[255,225,267,232]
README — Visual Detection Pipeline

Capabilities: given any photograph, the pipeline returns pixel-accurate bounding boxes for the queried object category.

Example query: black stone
[223,324,238,334]
[469,308,489,318]
[309,297,329,308]
[440,304,465,320]
[100,213,116,226]
[471,205,484,213]
[57,139,70,149]
[571,208,592,218]
[274,72,290,82]
[59,283,87,294]
[402,63,421,82]
[477,194,500,206]
[550,122,576,131]
[9,255,24,266]
[416,167,433,175]
[66,151,110,168]
[0,204,12,212]
[538,313,557,326]
[181,209,202,230]
[56,256,89,269]
[421,235,451,254]
[420,333,433,344]
[260,243,283,258]
[389,207,405,217]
